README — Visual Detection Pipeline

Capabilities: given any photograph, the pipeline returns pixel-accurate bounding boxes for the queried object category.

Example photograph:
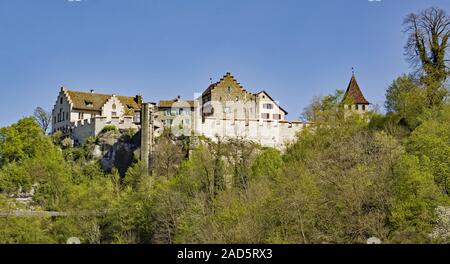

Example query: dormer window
[85,100,93,108]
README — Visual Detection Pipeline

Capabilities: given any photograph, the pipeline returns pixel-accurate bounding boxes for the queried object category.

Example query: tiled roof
[158,99,196,108]
[65,90,141,112]
[342,74,369,105]
[202,82,219,96]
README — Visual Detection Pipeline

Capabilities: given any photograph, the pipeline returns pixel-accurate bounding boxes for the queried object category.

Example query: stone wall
[196,117,310,149]
[72,116,139,145]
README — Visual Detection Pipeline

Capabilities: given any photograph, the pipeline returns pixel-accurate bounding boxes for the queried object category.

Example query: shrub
[101,125,117,134]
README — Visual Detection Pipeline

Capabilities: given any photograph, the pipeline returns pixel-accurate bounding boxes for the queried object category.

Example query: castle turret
[342,73,369,114]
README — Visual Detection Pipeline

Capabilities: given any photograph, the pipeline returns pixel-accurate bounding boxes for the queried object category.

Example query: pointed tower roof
[342,73,369,105]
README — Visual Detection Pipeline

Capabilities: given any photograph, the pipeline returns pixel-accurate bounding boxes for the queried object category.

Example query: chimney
[90,89,94,93]
[135,95,143,104]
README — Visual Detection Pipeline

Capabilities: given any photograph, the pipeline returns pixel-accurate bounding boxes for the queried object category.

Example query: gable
[202,72,254,101]
[257,91,288,114]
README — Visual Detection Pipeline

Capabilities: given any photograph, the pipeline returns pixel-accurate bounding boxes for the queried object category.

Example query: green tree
[384,75,427,130]
[389,155,446,243]
[408,105,450,194]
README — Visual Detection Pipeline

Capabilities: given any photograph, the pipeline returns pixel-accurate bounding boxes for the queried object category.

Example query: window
[235,96,239,102]
[171,109,177,116]
[85,100,93,108]
[112,112,117,117]
[54,116,56,124]
[227,86,231,93]
[66,112,69,120]
[355,105,359,110]
[179,108,184,115]
[224,107,231,113]
[112,103,116,110]
[273,114,281,120]
[362,105,366,111]
[263,103,273,109]
[60,97,63,104]
[165,110,170,116]
[261,113,270,119]
[185,119,190,125]
[78,112,84,120]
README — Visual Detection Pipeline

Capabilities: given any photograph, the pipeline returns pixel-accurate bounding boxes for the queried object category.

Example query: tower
[342,73,370,114]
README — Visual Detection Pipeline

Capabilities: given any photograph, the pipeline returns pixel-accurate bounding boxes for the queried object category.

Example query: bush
[100,125,117,134]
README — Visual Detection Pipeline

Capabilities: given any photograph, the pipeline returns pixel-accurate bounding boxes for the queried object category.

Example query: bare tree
[151,135,184,178]
[33,107,52,133]
[404,7,450,106]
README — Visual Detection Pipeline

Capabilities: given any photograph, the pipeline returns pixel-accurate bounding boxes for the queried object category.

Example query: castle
[51,72,369,149]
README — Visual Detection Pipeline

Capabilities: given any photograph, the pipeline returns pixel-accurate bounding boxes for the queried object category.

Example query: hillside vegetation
[0,6,449,244]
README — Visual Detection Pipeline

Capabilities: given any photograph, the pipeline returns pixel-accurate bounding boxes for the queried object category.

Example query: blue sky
[0,0,449,127]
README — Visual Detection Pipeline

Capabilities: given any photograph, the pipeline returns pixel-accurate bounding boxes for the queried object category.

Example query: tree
[408,105,450,195]
[384,75,427,130]
[389,154,445,243]
[151,135,184,178]
[404,7,450,107]
[33,107,52,134]
[0,118,52,167]
[302,90,345,123]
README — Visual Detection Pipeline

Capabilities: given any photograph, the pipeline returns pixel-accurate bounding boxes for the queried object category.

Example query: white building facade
[52,87,142,144]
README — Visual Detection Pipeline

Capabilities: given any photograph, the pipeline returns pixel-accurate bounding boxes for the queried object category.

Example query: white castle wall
[196,117,310,149]
[71,116,139,144]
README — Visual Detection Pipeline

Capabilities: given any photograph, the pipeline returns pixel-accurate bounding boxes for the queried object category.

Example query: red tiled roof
[342,74,369,105]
